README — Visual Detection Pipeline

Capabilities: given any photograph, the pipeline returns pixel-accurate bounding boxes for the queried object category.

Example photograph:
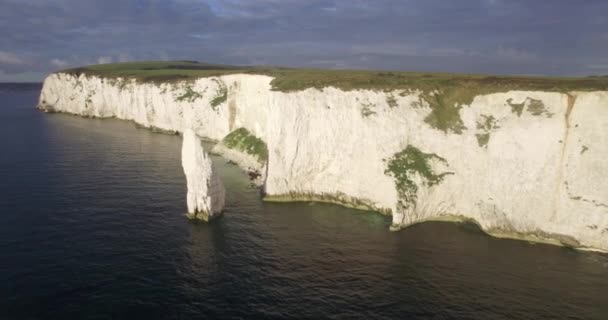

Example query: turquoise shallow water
[1,83,607,319]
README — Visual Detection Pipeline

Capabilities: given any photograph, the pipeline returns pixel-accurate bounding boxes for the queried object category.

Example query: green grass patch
[360,102,376,117]
[475,115,499,148]
[210,79,227,110]
[222,128,268,162]
[476,133,491,147]
[506,98,525,116]
[175,85,203,103]
[420,90,467,134]
[386,94,398,108]
[527,98,552,117]
[507,97,553,117]
[476,115,498,131]
[384,145,454,211]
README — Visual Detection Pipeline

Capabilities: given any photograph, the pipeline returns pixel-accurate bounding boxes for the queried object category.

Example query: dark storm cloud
[1,0,607,81]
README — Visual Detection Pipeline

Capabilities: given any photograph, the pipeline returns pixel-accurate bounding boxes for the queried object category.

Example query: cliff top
[58,60,608,93]
[57,61,608,134]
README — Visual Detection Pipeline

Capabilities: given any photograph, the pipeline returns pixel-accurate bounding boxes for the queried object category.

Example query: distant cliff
[38,64,608,251]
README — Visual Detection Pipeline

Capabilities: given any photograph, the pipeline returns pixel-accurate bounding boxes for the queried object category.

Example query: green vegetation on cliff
[175,85,203,103]
[221,128,268,162]
[210,79,227,109]
[507,97,553,117]
[384,145,453,211]
[475,115,499,148]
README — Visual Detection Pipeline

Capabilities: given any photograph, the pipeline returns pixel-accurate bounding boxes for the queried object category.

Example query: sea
[1,83,607,319]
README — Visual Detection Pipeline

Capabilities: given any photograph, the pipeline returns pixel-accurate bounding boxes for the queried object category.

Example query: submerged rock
[181,129,225,221]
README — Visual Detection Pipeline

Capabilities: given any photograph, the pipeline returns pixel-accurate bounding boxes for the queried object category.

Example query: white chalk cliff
[181,128,225,221]
[38,72,608,251]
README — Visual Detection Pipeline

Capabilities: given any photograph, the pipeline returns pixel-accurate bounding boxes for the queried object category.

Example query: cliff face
[39,72,608,251]
[181,129,225,221]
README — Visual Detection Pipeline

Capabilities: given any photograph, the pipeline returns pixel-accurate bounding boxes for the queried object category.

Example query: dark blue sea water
[1,83,607,319]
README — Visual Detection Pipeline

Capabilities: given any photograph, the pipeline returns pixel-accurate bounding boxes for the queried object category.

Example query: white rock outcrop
[38,73,608,251]
[181,128,225,221]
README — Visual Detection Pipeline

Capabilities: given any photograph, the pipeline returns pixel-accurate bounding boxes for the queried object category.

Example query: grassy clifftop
[58,60,608,93]
[57,60,608,134]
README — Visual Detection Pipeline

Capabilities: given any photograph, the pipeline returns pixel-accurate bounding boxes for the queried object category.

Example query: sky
[1,0,608,82]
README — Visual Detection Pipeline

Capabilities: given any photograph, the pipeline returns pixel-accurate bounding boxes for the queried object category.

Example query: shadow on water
[1,85,607,319]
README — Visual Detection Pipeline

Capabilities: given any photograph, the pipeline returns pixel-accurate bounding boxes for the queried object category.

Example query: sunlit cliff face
[39,72,608,251]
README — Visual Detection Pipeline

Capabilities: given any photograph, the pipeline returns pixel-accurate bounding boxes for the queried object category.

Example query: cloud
[1,0,608,81]
[586,64,608,71]
[117,53,132,63]
[495,47,537,61]
[0,51,26,65]
[96,56,113,65]
[50,58,69,68]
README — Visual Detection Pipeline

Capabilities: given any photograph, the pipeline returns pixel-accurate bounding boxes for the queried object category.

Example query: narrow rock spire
[181,129,225,221]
